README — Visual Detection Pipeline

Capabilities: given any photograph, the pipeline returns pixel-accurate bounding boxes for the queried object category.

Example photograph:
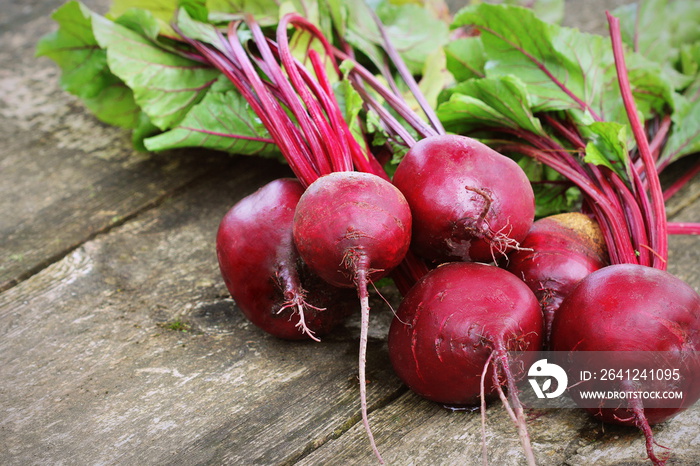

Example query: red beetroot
[216,178,354,341]
[388,262,543,464]
[392,135,535,264]
[550,264,700,465]
[293,171,412,462]
[506,212,608,345]
[293,172,412,289]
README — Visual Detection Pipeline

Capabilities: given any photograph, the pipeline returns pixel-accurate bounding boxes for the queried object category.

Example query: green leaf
[82,78,142,128]
[614,0,700,72]
[680,42,700,78]
[417,47,453,112]
[324,0,346,38]
[175,7,224,47]
[132,112,162,151]
[452,4,675,127]
[438,94,509,135]
[207,0,280,26]
[596,50,677,130]
[680,43,700,101]
[107,0,179,37]
[344,1,449,76]
[583,121,631,182]
[662,94,700,162]
[92,13,220,130]
[333,78,366,150]
[36,1,141,129]
[144,76,278,156]
[612,0,699,94]
[437,75,544,136]
[36,1,112,100]
[375,2,449,74]
[484,0,564,24]
[444,37,485,83]
[179,0,209,23]
[453,4,603,115]
[114,7,162,40]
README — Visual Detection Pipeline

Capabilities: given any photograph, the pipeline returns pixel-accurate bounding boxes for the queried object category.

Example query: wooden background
[1,0,699,464]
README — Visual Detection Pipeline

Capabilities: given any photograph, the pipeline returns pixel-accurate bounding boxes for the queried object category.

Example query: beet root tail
[493,348,536,466]
[355,259,384,464]
[628,394,669,466]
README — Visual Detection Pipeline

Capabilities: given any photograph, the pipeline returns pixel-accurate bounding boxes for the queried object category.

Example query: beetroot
[506,212,608,345]
[216,178,354,341]
[392,134,535,264]
[293,170,412,462]
[293,172,412,288]
[388,262,543,464]
[550,264,700,464]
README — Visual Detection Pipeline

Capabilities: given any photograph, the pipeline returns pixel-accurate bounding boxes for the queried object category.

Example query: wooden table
[2,1,699,464]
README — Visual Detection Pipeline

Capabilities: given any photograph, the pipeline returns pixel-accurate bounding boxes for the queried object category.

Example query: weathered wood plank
[298,391,595,466]
[298,390,700,465]
[0,161,404,465]
[0,0,231,292]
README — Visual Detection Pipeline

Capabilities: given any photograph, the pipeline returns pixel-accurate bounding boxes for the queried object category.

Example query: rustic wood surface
[1,1,699,465]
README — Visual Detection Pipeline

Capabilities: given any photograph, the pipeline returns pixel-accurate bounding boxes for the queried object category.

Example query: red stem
[274,16,353,174]
[175,12,428,293]
[246,17,333,177]
[608,172,651,265]
[542,114,586,149]
[607,12,668,269]
[221,22,320,186]
[648,115,672,162]
[663,158,700,201]
[282,14,342,77]
[667,222,700,235]
[178,127,275,144]
[256,40,355,173]
[500,143,637,264]
[490,125,641,264]
[307,50,361,173]
[333,48,438,139]
[368,8,445,136]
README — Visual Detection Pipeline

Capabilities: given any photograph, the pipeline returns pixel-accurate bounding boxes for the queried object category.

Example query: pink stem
[608,173,650,265]
[667,222,700,235]
[500,143,637,264]
[663,158,700,201]
[178,127,275,144]
[648,115,672,162]
[274,16,349,174]
[368,8,445,135]
[222,22,320,186]
[608,12,668,269]
[333,48,438,139]
[246,17,332,177]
